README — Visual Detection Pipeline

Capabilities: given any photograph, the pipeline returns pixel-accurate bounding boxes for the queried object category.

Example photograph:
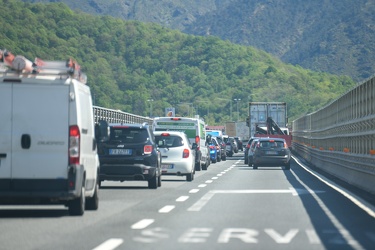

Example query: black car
[252,138,291,170]
[96,121,162,189]
[244,137,259,164]
[234,137,243,151]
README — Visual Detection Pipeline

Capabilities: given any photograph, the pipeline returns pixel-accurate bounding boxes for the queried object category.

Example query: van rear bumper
[0,165,85,204]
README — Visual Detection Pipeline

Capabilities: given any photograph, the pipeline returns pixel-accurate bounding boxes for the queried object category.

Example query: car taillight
[246,144,251,149]
[69,125,80,165]
[195,136,200,150]
[284,142,288,148]
[183,149,189,158]
[144,145,153,154]
[209,145,215,149]
[216,146,220,150]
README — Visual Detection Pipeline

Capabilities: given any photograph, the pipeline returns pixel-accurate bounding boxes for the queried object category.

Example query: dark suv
[95,121,162,189]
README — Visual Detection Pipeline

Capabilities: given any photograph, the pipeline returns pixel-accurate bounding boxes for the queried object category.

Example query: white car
[154,131,196,181]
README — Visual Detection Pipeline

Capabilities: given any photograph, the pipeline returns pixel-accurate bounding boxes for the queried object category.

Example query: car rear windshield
[259,140,284,148]
[155,135,184,148]
[109,127,148,143]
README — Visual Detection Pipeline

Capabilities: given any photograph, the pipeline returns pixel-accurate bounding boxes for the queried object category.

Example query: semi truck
[247,102,292,146]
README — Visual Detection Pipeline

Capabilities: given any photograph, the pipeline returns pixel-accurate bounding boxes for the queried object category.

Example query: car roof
[154,131,186,136]
[258,137,286,142]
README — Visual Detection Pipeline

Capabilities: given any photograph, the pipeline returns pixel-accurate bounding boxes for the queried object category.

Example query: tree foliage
[1,0,356,124]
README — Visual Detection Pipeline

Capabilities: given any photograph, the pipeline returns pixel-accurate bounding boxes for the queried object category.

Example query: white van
[153,117,210,170]
[0,53,99,215]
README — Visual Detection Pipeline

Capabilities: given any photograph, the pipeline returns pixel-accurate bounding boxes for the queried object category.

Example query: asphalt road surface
[1,152,374,250]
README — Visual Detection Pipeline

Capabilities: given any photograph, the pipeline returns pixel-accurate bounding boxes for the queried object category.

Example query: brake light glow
[144,145,153,154]
[183,149,189,158]
[171,118,181,121]
[161,133,170,136]
[284,142,288,148]
[246,144,251,149]
[195,136,200,150]
[69,125,80,165]
[209,145,215,149]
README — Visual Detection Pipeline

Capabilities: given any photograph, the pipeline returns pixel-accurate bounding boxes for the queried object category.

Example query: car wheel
[285,163,291,170]
[186,172,193,182]
[253,165,258,170]
[148,174,158,189]
[85,180,99,210]
[212,158,217,163]
[244,157,248,164]
[222,155,226,161]
[68,185,85,216]
[157,172,162,187]
[202,162,208,170]
[195,162,201,171]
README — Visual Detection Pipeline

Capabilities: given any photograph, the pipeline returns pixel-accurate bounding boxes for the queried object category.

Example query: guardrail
[292,75,375,195]
[93,106,153,125]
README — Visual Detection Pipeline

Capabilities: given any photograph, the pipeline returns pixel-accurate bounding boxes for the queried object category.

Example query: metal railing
[93,106,153,125]
[292,75,375,194]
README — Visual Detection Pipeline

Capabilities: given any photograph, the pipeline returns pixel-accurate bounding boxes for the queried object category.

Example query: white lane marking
[188,192,216,211]
[217,174,223,176]
[291,158,365,250]
[293,155,375,218]
[176,196,189,202]
[212,177,218,180]
[198,184,207,188]
[306,229,322,244]
[159,205,175,213]
[131,219,155,229]
[189,189,200,193]
[205,180,213,183]
[92,238,123,250]
[221,172,226,174]
[187,189,312,212]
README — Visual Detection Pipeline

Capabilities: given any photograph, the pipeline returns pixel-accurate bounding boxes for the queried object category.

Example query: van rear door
[12,84,70,179]
[0,84,12,181]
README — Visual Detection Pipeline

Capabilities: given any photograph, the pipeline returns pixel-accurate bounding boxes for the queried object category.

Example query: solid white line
[159,205,175,213]
[292,156,375,218]
[131,219,154,229]
[176,196,189,202]
[92,238,124,250]
[291,158,365,249]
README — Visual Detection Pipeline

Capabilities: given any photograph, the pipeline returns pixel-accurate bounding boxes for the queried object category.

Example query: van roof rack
[0,49,87,83]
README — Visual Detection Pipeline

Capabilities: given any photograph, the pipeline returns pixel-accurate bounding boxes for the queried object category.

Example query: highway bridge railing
[93,106,153,126]
[292,75,375,195]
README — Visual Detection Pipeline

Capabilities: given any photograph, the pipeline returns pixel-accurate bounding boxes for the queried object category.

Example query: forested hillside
[23,0,375,82]
[1,0,355,125]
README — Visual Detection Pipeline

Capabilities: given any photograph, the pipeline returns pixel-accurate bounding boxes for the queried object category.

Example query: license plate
[109,149,132,155]
[265,151,278,155]
[162,164,174,169]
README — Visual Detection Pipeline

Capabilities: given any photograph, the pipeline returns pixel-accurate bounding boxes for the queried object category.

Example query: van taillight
[69,125,80,165]
[183,149,189,158]
[144,145,153,154]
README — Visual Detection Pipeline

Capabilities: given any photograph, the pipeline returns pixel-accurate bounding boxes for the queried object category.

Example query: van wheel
[86,181,99,210]
[68,185,85,216]
[222,155,226,161]
[148,174,158,189]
